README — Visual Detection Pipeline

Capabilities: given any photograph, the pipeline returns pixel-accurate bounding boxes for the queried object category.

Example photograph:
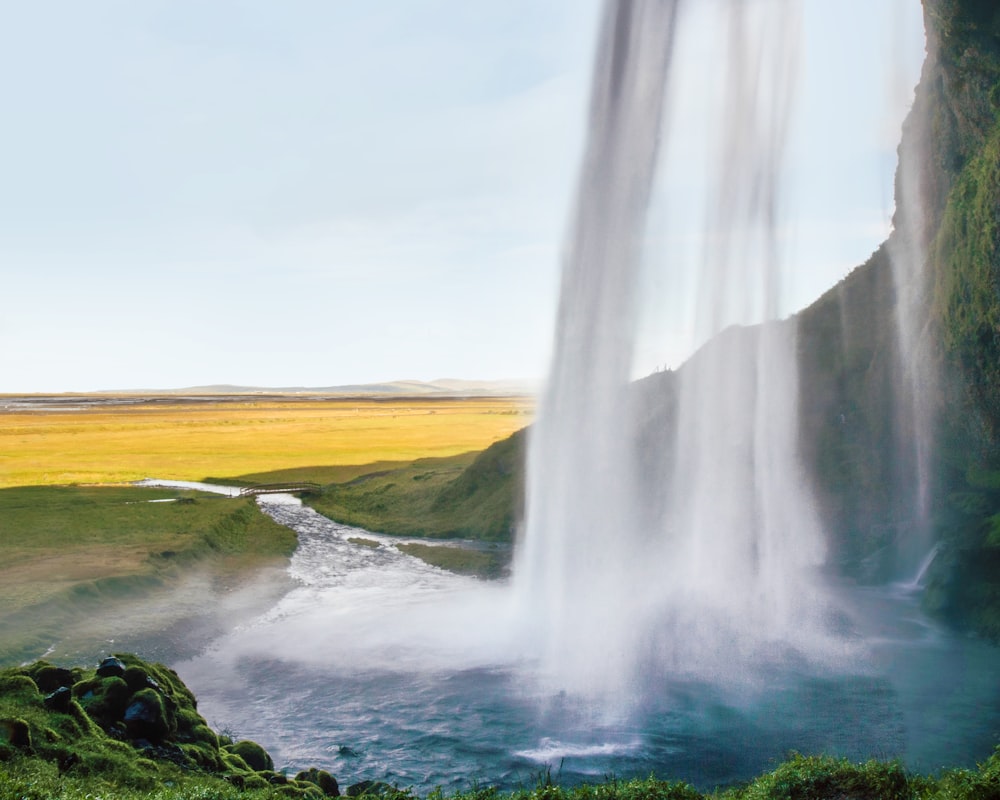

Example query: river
[157,491,1000,794]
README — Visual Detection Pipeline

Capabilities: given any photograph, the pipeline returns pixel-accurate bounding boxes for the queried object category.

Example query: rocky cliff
[789,0,1000,633]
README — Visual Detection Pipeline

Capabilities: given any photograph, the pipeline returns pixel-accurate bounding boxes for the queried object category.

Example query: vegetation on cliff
[305,431,525,544]
[913,0,1000,635]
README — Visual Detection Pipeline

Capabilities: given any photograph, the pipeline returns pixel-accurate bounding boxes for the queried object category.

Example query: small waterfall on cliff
[514,0,835,700]
[885,8,937,570]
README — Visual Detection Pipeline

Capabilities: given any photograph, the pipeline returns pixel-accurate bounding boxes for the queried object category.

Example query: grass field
[0,394,532,662]
[0,396,532,488]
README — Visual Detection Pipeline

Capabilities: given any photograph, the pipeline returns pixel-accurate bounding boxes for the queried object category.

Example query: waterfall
[885,8,937,571]
[514,0,836,701]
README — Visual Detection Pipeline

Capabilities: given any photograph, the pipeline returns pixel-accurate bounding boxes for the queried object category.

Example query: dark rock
[134,739,190,768]
[96,656,126,678]
[0,718,32,750]
[106,721,128,741]
[57,752,80,774]
[124,688,169,741]
[124,665,164,695]
[266,771,289,785]
[43,686,73,712]
[74,676,131,725]
[296,767,341,797]
[31,666,76,694]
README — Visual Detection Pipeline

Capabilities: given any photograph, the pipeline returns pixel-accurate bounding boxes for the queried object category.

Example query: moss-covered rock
[123,687,170,741]
[0,718,32,751]
[73,676,132,727]
[0,674,42,700]
[0,653,348,798]
[24,663,78,694]
[226,738,275,772]
[297,766,341,797]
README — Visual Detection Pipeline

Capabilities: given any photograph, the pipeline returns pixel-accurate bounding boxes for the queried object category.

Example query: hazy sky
[1,1,924,392]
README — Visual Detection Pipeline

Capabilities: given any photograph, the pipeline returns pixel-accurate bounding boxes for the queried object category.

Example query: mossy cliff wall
[795,0,1000,632]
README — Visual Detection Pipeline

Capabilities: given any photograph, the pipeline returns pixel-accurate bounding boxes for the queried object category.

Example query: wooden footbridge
[238,482,321,497]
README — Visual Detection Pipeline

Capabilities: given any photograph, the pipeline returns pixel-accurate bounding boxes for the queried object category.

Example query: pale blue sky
[1,1,924,392]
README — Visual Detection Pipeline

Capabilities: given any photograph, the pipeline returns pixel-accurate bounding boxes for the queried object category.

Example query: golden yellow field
[0,396,533,488]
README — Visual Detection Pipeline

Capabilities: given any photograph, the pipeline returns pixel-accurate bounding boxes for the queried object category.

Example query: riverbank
[0,484,297,666]
[0,478,511,667]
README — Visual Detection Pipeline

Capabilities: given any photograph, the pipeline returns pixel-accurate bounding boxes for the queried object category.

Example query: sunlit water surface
[173,497,1000,794]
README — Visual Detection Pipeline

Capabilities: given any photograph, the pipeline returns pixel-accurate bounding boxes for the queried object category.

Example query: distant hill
[96,379,539,398]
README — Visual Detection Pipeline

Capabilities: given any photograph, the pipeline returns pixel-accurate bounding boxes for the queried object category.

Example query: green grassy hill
[303,430,525,543]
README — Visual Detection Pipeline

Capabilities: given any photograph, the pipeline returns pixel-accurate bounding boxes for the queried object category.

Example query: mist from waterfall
[514,0,839,701]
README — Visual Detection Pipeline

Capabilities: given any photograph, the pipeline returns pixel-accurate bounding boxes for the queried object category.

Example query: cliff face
[795,0,1000,632]
[920,0,1000,634]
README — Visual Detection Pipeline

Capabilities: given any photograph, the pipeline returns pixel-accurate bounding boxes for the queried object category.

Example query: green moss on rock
[0,718,32,751]
[0,652,318,797]
[227,739,275,772]
[73,676,132,726]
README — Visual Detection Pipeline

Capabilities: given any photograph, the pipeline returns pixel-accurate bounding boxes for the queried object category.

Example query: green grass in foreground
[5,753,1000,800]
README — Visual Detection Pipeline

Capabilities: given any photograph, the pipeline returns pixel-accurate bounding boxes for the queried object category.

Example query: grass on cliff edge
[303,430,526,543]
[0,485,296,665]
[0,397,531,488]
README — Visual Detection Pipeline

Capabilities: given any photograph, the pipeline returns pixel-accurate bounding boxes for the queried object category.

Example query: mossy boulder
[0,674,41,700]
[0,653,348,798]
[96,656,127,678]
[24,662,78,693]
[73,675,131,726]
[123,687,170,741]
[297,766,341,796]
[226,738,275,771]
[0,718,32,751]
[42,685,73,712]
